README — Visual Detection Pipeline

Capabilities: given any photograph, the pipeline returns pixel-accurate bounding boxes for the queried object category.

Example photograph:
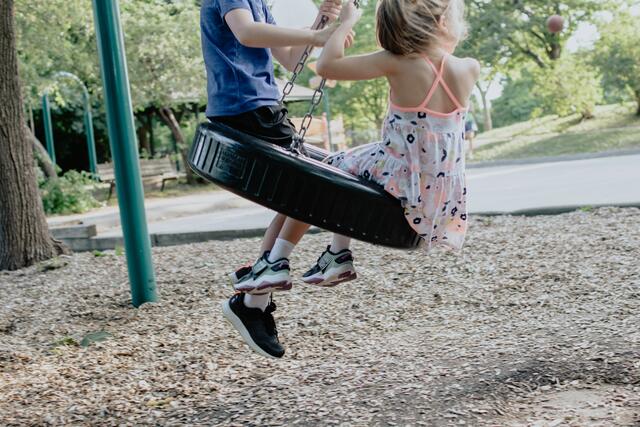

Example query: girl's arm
[316,3,396,80]
[272,0,344,71]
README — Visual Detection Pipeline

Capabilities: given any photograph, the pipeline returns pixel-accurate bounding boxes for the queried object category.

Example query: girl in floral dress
[224,0,480,359]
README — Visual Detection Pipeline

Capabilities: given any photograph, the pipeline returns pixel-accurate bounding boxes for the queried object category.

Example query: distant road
[466,154,640,213]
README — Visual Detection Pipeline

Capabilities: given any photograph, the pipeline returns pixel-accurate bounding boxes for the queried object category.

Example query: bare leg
[278,217,312,245]
[467,133,475,159]
[259,213,287,255]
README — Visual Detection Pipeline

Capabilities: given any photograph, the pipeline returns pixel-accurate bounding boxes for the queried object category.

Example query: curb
[58,202,640,252]
[473,202,640,217]
[467,148,640,169]
[60,227,324,252]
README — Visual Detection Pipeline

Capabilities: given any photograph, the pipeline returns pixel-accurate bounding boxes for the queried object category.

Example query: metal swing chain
[281,0,360,154]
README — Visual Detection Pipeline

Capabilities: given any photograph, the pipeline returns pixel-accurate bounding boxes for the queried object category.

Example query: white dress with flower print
[326,55,468,251]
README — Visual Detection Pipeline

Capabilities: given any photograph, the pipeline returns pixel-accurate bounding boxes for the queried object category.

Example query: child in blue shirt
[202,0,343,145]
[202,0,347,359]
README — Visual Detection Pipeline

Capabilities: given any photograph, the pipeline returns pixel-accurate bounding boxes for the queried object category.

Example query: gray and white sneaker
[234,252,293,294]
[301,246,357,287]
[228,263,253,285]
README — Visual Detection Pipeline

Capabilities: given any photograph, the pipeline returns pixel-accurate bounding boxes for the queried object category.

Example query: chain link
[280,14,328,104]
[283,1,361,152]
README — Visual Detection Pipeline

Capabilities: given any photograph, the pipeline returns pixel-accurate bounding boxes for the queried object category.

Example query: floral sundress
[326,55,469,251]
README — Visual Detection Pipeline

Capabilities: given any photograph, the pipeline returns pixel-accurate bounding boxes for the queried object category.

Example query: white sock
[244,293,271,311]
[330,234,351,253]
[268,238,295,262]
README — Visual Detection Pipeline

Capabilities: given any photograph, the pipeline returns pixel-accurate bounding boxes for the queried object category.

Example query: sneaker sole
[304,271,357,287]
[221,300,280,360]
[234,280,293,294]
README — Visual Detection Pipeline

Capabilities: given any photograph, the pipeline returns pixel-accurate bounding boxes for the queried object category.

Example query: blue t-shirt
[201,0,280,117]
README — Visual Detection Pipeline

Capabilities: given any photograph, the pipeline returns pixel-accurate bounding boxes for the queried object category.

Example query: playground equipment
[41,71,98,175]
[91,0,157,307]
[188,0,421,249]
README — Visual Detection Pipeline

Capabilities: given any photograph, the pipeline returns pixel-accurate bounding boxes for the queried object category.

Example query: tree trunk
[136,108,155,157]
[635,90,640,116]
[0,0,67,270]
[136,115,151,157]
[158,106,196,184]
[27,125,58,180]
[477,84,493,131]
[146,112,155,157]
[549,42,562,61]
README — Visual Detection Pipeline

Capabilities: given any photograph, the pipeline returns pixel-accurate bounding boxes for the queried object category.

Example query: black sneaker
[221,293,285,359]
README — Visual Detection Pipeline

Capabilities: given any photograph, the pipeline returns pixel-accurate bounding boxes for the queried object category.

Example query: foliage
[307,0,388,134]
[16,0,205,109]
[532,54,603,118]
[464,0,604,70]
[593,10,640,114]
[491,72,543,128]
[15,0,99,106]
[15,0,205,171]
[121,1,205,108]
[39,170,101,215]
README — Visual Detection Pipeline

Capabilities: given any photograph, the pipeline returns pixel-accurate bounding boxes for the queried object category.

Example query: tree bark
[476,83,493,131]
[635,90,640,116]
[137,116,151,157]
[0,0,67,270]
[27,125,58,180]
[158,106,196,184]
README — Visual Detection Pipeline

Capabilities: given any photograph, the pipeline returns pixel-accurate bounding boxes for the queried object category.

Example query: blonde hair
[376,0,467,56]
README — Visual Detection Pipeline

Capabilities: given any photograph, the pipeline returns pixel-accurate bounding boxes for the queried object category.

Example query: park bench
[97,157,185,199]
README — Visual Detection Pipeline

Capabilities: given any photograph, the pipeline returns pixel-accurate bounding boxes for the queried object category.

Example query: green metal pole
[41,94,56,164]
[92,0,157,307]
[52,72,99,177]
[82,93,98,176]
[323,90,334,150]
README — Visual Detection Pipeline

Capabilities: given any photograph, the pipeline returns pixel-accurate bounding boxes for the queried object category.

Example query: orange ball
[547,15,564,33]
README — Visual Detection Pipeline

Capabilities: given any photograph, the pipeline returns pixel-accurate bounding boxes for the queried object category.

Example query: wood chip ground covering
[1,208,639,426]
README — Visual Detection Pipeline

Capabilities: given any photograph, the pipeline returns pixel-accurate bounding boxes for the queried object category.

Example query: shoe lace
[263,298,279,338]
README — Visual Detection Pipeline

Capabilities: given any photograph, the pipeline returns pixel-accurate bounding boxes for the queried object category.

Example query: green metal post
[41,94,56,164]
[52,72,99,177]
[323,90,334,150]
[92,0,157,307]
[82,93,98,176]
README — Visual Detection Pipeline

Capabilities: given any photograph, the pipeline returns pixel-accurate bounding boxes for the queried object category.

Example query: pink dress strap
[421,55,465,111]
[420,56,444,108]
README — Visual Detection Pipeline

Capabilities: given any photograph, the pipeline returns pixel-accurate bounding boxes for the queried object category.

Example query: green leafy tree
[15,0,99,105]
[593,10,640,115]
[532,54,603,119]
[121,0,205,182]
[16,0,205,180]
[466,0,603,69]
[329,0,389,133]
[460,0,606,130]
[491,71,543,128]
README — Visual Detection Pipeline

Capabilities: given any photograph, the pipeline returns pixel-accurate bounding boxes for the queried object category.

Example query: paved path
[49,154,640,245]
[466,154,640,213]
[47,191,253,231]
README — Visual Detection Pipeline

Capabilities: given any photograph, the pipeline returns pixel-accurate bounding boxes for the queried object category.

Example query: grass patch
[474,103,640,162]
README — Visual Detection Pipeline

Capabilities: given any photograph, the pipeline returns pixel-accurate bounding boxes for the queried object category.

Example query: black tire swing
[188,3,421,250]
